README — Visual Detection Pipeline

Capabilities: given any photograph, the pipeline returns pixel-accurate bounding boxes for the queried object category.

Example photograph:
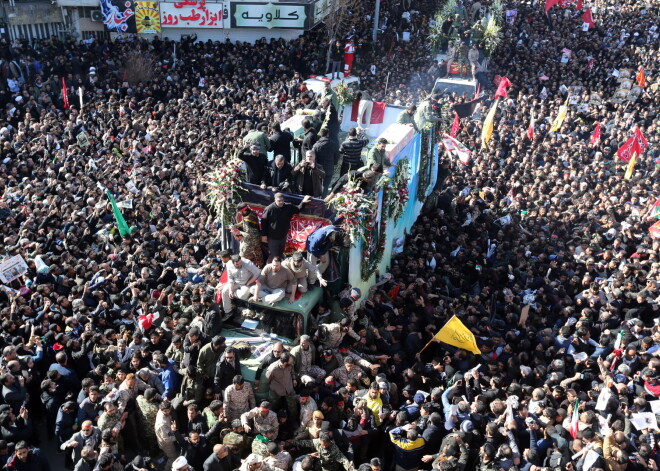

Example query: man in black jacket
[214,348,242,397]
[260,193,312,259]
[237,145,268,185]
[312,128,340,196]
[298,119,318,157]
[263,155,293,192]
[269,123,294,162]
[292,150,326,198]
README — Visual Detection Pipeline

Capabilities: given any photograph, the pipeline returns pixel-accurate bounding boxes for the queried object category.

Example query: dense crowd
[0,0,659,470]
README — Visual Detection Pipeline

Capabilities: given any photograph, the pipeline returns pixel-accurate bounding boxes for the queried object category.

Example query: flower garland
[335,81,355,107]
[205,157,246,224]
[328,176,377,246]
[385,159,410,221]
[360,176,389,281]
[417,125,434,201]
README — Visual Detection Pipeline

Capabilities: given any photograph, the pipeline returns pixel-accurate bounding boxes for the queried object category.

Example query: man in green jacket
[197,336,226,386]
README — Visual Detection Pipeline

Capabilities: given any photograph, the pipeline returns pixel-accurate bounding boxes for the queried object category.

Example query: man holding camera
[292,150,326,198]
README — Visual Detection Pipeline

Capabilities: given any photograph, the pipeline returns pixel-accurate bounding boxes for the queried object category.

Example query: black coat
[213,359,242,394]
[265,161,293,191]
[313,136,340,167]
[238,150,268,185]
[269,130,294,162]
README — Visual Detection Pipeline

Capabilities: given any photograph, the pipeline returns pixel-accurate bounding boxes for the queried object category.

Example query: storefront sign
[230,2,308,29]
[161,1,226,28]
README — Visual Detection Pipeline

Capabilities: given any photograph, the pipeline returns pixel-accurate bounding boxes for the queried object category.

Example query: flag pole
[418,336,438,355]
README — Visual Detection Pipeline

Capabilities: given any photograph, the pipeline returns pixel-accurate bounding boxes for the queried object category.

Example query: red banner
[617,129,648,163]
[238,205,329,254]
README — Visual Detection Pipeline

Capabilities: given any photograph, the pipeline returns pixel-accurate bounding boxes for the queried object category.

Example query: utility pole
[372,0,379,41]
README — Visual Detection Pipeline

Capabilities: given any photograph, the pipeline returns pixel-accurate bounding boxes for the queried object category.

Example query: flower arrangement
[385,159,410,221]
[335,81,355,107]
[483,14,502,57]
[360,209,387,281]
[205,157,246,224]
[328,176,377,246]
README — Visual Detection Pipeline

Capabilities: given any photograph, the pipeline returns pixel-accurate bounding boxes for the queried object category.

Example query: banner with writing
[161,0,226,28]
[135,1,161,33]
[100,0,137,33]
[231,2,309,29]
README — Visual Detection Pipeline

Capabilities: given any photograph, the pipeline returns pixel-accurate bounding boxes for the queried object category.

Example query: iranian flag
[649,197,660,220]
[442,134,471,165]
[570,400,580,439]
[526,109,535,140]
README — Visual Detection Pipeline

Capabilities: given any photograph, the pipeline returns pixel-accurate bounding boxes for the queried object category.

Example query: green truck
[219,286,331,400]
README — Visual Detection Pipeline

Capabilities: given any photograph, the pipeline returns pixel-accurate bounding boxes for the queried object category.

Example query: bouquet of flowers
[205,157,246,224]
[329,177,377,246]
[335,81,355,107]
[385,159,411,221]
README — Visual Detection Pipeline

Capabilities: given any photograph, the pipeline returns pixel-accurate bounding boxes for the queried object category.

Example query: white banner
[160,1,226,28]
[0,255,28,283]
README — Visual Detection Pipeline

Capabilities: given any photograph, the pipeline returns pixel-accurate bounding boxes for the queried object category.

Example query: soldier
[224,419,249,458]
[251,427,278,457]
[135,388,160,457]
[287,432,356,471]
[330,357,365,387]
[241,401,279,437]
[225,375,256,422]
[155,402,178,471]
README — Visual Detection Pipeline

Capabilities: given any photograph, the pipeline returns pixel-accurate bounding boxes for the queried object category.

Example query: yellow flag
[550,105,568,132]
[624,152,637,180]
[433,315,481,354]
[481,98,498,149]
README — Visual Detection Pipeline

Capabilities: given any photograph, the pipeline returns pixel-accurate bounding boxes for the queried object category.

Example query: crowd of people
[0,0,659,470]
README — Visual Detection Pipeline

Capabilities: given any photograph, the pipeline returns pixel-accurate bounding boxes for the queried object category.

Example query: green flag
[105,189,130,237]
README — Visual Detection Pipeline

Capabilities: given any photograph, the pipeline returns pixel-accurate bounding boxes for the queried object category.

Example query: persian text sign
[160,1,226,28]
[231,2,308,29]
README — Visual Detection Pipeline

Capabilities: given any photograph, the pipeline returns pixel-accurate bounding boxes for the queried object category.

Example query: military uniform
[289,438,355,471]
[136,395,160,456]
[224,383,256,421]
[224,430,248,458]
[252,434,271,457]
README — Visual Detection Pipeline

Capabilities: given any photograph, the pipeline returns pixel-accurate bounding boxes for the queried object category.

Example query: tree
[320,0,363,71]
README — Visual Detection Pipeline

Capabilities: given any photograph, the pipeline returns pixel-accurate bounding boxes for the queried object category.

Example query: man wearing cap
[61,420,101,465]
[287,432,355,471]
[283,253,327,295]
[222,254,261,318]
[251,426,278,457]
[238,144,269,186]
[260,193,312,260]
[241,402,279,437]
[265,352,298,417]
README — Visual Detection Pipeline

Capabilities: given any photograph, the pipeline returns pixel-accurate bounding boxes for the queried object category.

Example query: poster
[100,0,137,33]
[0,255,29,283]
[231,2,309,29]
[135,1,161,34]
[76,131,89,148]
[160,1,226,28]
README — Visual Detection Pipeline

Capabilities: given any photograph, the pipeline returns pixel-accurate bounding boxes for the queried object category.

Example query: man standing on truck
[261,193,312,260]
[253,342,285,392]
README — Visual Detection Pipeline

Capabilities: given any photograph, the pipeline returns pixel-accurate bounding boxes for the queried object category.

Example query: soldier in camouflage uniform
[203,400,231,447]
[224,419,250,458]
[330,357,364,387]
[251,427,277,457]
[136,388,160,457]
[224,375,256,422]
[288,432,355,471]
